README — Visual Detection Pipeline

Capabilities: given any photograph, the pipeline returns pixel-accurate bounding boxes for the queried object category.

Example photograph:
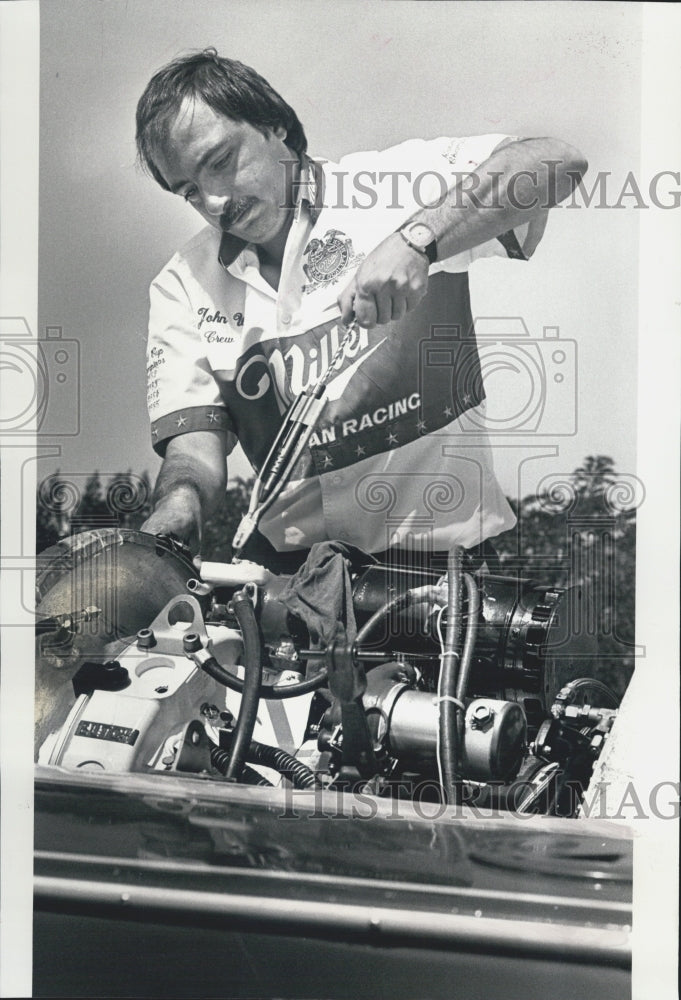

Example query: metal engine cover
[35,529,199,757]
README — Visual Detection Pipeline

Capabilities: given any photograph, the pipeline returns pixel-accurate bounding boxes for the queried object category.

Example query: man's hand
[338,232,429,329]
[141,485,202,553]
[141,430,227,556]
[338,137,587,332]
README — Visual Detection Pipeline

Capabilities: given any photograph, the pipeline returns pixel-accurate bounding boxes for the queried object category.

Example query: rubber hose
[200,653,327,699]
[439,547,464,804]
[199,588,437,700]
[209,744,273,786]
[246,739,320,789]
[354,587,436,647]
[216,732,320,790]
[224,591,263,781]
[355,591,413,647]
[456,572,480,703]
[553,678,621,711]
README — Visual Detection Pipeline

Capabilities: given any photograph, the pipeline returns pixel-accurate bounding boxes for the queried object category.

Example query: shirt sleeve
[146,263,237,457]
[421,134,549,272]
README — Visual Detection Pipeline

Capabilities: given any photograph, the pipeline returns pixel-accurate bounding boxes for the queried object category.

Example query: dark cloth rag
[278,541,371,649]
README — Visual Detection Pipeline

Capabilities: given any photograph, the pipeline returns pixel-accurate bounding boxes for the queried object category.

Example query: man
[138,49,586,571]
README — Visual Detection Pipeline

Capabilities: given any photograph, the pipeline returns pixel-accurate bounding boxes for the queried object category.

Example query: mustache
[220,197,255,230]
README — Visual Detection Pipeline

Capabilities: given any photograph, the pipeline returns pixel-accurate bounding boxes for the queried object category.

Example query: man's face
[154,97,296,247]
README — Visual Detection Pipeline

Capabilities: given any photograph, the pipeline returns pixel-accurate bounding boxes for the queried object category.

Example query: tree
[36,484,62,551]
[36,470,154,551]
[572,454,617,502]
[105,469,153,529]
[495,456,636,697]
[71,471,110,532]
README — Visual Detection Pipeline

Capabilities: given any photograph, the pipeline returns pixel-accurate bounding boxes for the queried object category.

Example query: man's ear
[273,124,288,140]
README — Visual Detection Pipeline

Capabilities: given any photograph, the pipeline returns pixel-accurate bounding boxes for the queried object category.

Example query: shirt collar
[218,154,324,270]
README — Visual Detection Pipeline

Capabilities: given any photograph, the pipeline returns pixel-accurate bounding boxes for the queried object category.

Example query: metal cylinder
[387,687,438,764]
[460,698,527,782]
[381,688,527,783]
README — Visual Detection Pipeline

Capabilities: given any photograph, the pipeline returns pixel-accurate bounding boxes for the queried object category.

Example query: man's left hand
[338,232,429,329]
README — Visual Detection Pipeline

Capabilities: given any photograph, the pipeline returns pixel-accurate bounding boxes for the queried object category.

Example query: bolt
[470,703,493,729]
[137,628,156,649]
[183,632,202,653]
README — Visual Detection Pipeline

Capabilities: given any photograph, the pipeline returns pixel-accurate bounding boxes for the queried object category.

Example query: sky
[35,0,644,501]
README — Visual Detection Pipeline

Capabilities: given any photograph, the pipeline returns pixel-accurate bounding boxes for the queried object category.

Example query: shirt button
[281,313,291,325]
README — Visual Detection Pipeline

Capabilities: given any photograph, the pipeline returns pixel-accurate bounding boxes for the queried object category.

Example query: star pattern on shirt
[462,394,472,407]
[176,415,187,428]
[416,419,427,434]
[355,444,366,457]
[152,427,159,438]
[322,454,333,469]
[206,410,220,424]
[386,431,399,446]
[443,406,453,418]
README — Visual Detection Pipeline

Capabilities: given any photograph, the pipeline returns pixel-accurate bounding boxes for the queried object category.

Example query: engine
[35,530,621,817]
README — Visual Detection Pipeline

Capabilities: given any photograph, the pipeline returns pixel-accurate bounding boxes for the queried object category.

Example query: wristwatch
[397,220,438,264]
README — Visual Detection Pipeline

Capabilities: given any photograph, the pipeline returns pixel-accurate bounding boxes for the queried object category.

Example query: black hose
[439,547,464,805]
[552,678,621,711]
[224,591,263,781]
[355,587,436,647]
[456,573,480,703]
[209,745,273,786]
[355,591,413,647]
[215,733,320,790]
[199,587,436,700]
[200,654,328,699]
[246,739,320,789]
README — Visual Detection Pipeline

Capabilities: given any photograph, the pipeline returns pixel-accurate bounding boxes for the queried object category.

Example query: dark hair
[135,48,307,189]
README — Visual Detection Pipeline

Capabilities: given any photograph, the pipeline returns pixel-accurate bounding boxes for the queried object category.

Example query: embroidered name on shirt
[203,330,234,344]
[197,307,229,329]
[146,346,166,410]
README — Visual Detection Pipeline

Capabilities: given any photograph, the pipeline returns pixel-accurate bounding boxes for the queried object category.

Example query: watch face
[404,222,435,249]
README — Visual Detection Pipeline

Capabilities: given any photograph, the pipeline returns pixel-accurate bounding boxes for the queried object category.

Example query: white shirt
[146,135,546,553]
